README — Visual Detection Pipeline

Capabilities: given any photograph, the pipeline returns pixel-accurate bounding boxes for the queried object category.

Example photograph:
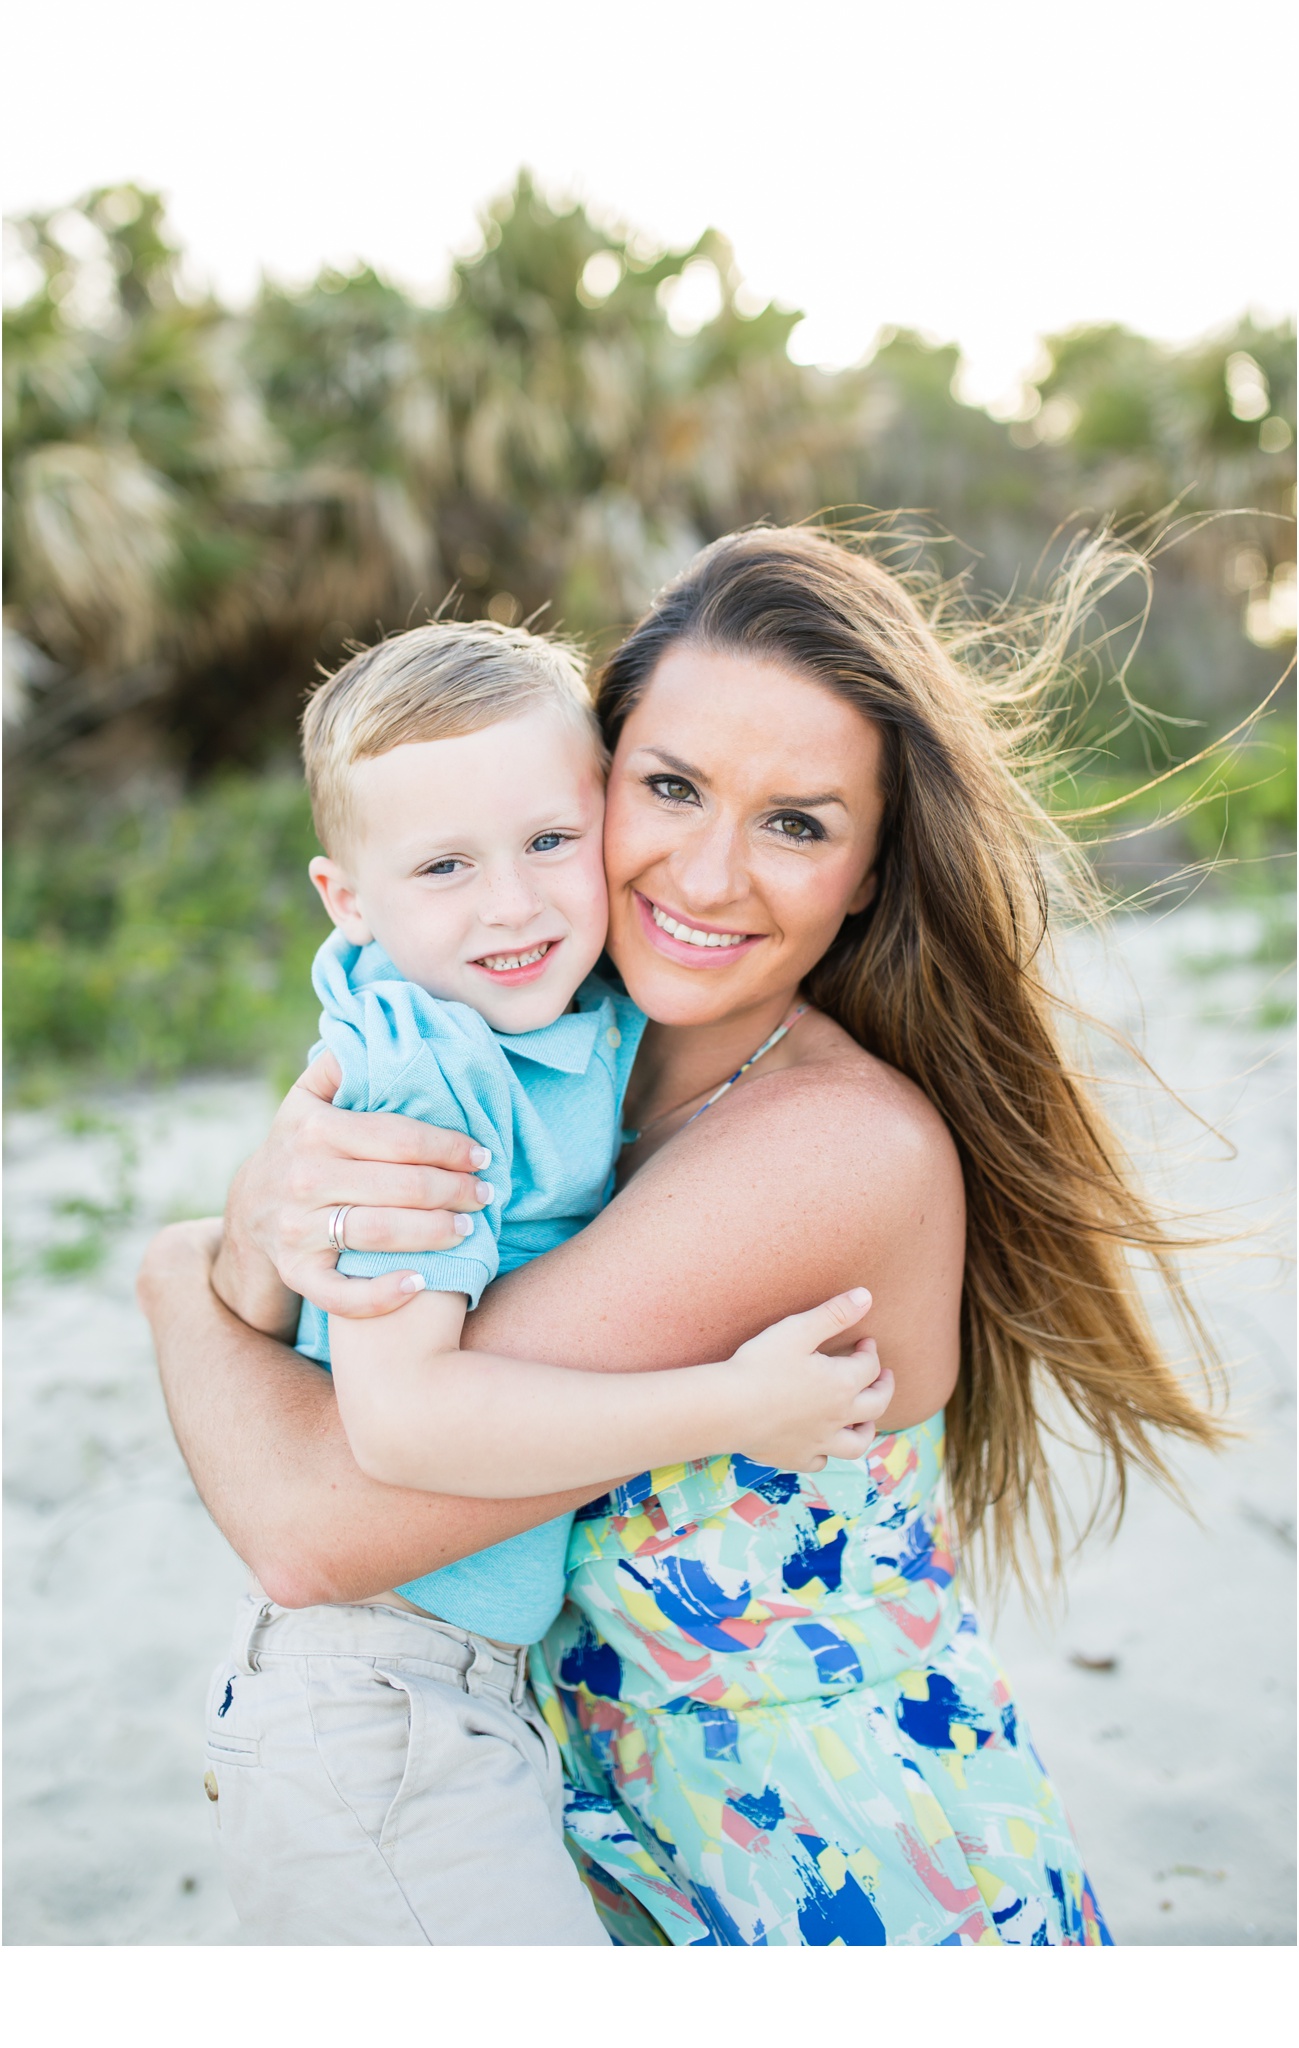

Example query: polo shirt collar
[495,1001,605,1075]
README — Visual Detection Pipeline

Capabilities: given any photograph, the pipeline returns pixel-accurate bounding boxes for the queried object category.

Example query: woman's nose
[671,818,747,909]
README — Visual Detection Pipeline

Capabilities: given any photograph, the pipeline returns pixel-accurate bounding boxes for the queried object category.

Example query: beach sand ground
[3,901,1293,1945]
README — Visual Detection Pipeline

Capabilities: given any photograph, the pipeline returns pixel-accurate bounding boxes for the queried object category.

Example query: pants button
[203,1771,219,1802]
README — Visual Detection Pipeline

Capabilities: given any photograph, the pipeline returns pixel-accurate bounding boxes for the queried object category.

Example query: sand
[3,900,1293,1945]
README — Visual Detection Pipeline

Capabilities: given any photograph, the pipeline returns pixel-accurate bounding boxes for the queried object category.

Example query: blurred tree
[3,173,1294,791]
[1013,318,1296,766]
[5,176,1292,1086]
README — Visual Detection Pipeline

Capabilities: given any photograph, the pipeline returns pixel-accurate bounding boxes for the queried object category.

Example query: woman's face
[604,644,887,1027]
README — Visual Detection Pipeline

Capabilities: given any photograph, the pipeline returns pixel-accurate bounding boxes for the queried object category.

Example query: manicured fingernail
[454,1214,474,1238]
[398,1274,427,1293]
[848,1287,870,1306]
[470,1146,492,1169]
[475,1182,494,1205]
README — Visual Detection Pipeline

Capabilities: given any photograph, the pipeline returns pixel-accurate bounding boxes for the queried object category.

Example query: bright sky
[3,0,1294,409]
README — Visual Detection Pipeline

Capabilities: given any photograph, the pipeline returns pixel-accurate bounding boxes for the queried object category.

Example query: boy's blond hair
[301,619,600,854]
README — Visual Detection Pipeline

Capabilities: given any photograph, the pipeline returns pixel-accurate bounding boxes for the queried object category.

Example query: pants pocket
[517,1693,565,1823]
[206,1730,261,1768]
[371,1669,553,1855]
[305,1660,417,1845]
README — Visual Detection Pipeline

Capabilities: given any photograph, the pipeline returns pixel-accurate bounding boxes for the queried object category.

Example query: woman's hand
[212,1051,495,1331]
[724,1288,895,1472]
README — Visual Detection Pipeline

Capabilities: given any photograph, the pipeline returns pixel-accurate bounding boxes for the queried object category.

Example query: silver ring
[327,1204,355,1254]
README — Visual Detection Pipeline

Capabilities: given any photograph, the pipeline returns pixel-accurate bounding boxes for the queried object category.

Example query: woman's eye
[529,832,567,853]
[767,813,823,843]
[647,775,698,806]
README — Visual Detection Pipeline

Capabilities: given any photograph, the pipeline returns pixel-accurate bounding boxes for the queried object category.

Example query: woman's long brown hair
[595,526,1227,1585]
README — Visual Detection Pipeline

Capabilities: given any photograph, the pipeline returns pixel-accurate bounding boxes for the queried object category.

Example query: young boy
[204,620,884,1946]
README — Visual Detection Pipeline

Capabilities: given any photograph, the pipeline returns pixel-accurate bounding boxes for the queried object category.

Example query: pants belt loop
[464,1637,497,1697]
[232,1598,273,1675]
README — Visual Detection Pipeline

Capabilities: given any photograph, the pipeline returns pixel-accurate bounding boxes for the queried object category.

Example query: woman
[140,527,1221,1945]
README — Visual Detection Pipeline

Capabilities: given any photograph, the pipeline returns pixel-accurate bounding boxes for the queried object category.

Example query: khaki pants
[204,1594,610,1946]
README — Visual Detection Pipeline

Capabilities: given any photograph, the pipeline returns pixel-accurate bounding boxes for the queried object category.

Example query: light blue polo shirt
[295,929,646,1643]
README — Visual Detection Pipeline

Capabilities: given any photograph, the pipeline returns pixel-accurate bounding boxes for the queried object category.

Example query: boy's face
[310,706,609,1032]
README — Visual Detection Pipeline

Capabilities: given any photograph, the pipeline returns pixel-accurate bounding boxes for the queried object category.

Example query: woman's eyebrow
[641,746,846,811]
[642,745,712,785]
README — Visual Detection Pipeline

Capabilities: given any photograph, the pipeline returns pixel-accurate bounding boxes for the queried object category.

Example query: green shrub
[4,772,329,1091]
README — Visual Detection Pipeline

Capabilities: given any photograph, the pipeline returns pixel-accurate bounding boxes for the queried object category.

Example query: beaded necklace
[621,1003,810,1146]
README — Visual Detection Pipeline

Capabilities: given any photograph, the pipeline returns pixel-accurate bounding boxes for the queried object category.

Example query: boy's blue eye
[529,832,565,852]
[422,859,462,876]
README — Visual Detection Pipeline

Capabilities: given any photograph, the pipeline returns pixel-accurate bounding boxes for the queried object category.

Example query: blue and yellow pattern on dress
[531,1415,1112,1946]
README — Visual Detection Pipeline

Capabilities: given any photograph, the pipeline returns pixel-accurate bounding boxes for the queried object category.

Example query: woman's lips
[468,937,562,986]
[633,891,765,968]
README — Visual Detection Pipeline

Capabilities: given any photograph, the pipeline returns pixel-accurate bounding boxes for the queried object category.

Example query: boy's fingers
[851,1337,881,1382]
[827,1427,871,1462]
[850,1369,894,1420]
[781,1287,872,1349]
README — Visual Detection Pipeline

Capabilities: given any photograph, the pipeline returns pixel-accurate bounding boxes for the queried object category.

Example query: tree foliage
[4,176,1293,1085]
[5,173,1293,784]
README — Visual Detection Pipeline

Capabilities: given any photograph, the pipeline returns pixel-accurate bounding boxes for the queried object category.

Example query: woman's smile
[636,891,765,967]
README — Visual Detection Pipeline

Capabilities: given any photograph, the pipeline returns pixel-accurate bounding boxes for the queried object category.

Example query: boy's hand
[725,1288,894,1472]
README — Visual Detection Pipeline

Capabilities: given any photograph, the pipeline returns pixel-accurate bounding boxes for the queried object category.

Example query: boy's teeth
[480,943,550,972]
[650,905,746,948]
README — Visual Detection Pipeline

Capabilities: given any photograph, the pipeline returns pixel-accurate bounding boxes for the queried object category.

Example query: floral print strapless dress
[530,1415,1112,1945]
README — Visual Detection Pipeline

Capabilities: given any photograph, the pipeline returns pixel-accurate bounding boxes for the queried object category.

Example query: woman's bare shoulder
[478,1006,963,1416]
[612,1010,963,1419]
[629,1007,965,1293]
[729,1009,963,1204]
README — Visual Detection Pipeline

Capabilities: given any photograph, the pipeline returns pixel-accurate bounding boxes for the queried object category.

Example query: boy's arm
[327,1285,891,1494]
[141,1221,586,1609]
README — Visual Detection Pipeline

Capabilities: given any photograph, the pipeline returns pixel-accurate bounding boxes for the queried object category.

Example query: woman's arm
[140,1221,590,1607]
[144,1049,962,1605]
[466,1057,964,1414]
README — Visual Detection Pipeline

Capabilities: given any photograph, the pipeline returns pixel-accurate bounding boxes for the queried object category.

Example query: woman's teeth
[479,942,551,972]
[651,905,748,948]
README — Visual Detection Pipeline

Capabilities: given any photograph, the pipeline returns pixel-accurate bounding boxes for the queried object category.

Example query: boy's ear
[308,856,374,944]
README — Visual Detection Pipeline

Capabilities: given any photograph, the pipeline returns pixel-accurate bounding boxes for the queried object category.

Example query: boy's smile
[471,937,564,986]
[308,705,609,1032]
